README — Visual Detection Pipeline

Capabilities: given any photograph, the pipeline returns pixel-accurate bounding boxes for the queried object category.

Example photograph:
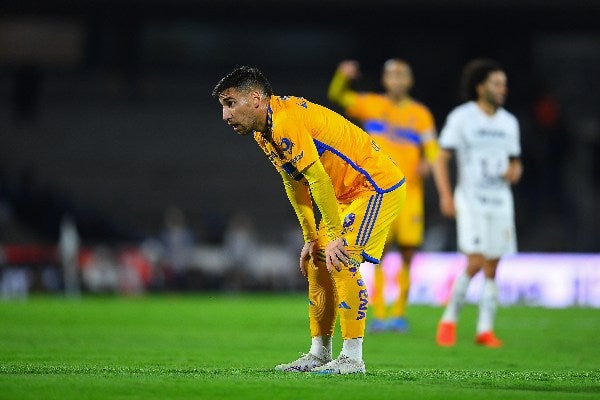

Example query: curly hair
[460,59,503,102]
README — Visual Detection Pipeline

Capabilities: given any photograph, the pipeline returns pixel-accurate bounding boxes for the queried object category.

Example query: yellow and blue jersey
[254,95,405,203]
[345,93,437,183]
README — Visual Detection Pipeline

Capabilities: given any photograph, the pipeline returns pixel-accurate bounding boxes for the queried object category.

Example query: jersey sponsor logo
[477,195,504,206]
[357,289,369,320]
[280,137,295,154]
[477,129,506,138]
[297,99,308,108]
[266,151,278,166]
[290,150,304,165]
[338,301,351,309]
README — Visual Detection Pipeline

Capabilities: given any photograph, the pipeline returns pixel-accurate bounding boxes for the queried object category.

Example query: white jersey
[439,101,520,213]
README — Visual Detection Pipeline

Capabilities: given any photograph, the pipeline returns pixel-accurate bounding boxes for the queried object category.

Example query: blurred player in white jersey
[433,59,523,348]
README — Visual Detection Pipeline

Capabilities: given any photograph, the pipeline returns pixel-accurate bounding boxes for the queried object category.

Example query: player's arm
[504,157,523,184]
[432,148,455,218]
[418,131,440,177]
[327,60,359,109]
[281,171,321,277]
[301,160,348,272]
[281,171,318,243]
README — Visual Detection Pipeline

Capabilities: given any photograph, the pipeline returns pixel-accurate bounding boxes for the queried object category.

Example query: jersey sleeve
[273,107,320,176]
[509,116,521,157]
[345,93,378,121]
[439,109,462,150]
[417,105,436,134]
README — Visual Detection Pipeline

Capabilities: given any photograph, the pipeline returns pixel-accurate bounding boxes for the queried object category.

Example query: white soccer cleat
[311,354,366,375]
[274,352,331,372]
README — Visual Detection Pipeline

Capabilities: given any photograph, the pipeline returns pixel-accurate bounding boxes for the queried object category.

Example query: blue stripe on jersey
[361,250,380,264]
[312,139,405,194]
[364,119,386,135]
[357,196,377,246]
[392,128,421,145]
[267,106,273,130]
[359,194,382,246]
[314,140,328,156]
[355,195,375,246]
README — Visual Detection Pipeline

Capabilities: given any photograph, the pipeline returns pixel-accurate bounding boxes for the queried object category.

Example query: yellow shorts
[386,184,424,248]
[318,185,407,264]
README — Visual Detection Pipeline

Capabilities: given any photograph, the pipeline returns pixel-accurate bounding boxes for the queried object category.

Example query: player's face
[382,61,413,97]
[479,71,507,108]
[218,87,262,136]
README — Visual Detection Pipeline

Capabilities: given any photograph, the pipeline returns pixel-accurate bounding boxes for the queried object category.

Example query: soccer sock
[441,273,471,323]
[341,337,363,362]
[371,263,386,320]
[309,335,332,360]
[391,262,410,318]
[477,278,499,334]
[307,252,337,338]
[333,254,368,339]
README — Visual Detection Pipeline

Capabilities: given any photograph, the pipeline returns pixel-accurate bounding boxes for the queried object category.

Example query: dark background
[1,0,599,252]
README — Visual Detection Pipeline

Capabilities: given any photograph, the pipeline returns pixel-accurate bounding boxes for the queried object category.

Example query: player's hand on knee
[299,240,317,277]
[324,237,349,273]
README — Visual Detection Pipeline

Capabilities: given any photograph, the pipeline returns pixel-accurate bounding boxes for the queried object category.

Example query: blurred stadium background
[0,0,599,300]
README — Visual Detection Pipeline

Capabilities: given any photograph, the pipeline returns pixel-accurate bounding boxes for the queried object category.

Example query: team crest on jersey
[342,213,355,235]
[343,213,355,228]
[280,137,294,154]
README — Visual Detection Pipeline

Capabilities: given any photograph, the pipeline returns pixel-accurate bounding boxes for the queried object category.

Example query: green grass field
[1,294,599,399]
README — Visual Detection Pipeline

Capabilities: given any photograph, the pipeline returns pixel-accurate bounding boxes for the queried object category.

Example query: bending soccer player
[328,59,439,332]
[212,66,406,374]
[434,59,523,348]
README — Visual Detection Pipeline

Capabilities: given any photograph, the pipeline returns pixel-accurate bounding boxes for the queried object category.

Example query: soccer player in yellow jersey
[328,59,439,333]
[212,66,406,374]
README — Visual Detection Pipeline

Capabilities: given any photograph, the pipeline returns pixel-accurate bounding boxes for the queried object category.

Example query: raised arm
[328,60,360,109]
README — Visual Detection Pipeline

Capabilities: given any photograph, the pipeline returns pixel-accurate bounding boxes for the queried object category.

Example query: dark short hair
[211,66,273,98]
[460,59,504,101]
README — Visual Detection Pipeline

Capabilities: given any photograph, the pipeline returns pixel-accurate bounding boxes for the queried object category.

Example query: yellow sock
[392,262,410,318]
[307,254,338,337]
[371,264,386,320]
[333,254,368,339]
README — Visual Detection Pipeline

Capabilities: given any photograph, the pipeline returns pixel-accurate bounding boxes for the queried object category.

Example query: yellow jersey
[345,94,436,183]
[254,95,405,203]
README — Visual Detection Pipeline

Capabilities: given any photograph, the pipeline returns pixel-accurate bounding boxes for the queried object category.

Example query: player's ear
[251,90,262,108]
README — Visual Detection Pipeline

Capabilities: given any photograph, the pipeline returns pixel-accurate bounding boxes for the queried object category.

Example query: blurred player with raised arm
[212,66,406,374]
[328,59,439,333]
[434,59,523,348]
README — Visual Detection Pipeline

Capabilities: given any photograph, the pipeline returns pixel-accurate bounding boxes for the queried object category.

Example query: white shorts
[454,188,517,259]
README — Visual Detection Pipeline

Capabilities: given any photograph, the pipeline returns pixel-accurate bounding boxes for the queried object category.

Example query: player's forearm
[282,173,318,243]
[433,149,453,199]
[302,161,343,242]
[327,70,355,109]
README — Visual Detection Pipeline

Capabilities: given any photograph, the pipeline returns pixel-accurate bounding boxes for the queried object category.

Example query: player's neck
[387,92,409,104]
[476,99,498,116]
[256,99,271,134]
